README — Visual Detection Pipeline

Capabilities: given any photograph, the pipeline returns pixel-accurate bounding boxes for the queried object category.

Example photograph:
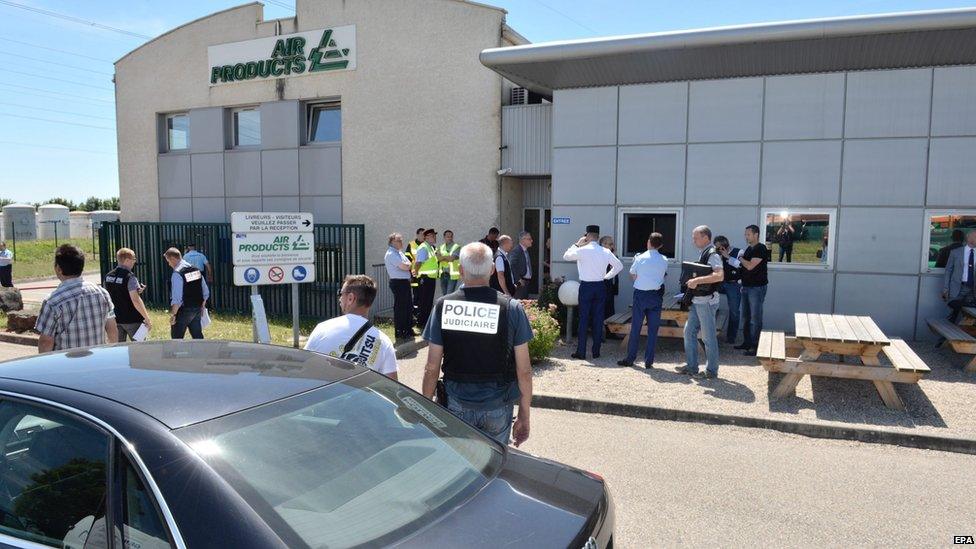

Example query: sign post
[231,212,316,347]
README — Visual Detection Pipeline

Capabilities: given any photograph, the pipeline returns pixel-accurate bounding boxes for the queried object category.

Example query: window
[923,211,976,271]
[619,209,680,258]
[0,400,109,548]
[165,113,188,151]
[307,102,341,143]
[120,455,171,548]
[232,107,261,147]
[761,208,836,268]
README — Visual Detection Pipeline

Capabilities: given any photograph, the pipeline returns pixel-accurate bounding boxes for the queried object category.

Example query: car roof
[0,341,362,429]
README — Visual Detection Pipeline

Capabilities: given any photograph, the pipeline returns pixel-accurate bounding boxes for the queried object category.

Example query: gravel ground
[395,336,976,440]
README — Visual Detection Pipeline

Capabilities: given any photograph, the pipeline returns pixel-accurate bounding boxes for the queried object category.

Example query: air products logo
[208,25,356,86]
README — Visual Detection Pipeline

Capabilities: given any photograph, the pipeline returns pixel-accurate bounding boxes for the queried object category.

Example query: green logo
[291,234,311,251]
[211,28,352,84]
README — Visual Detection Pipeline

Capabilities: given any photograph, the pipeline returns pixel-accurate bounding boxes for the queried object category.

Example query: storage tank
[37,204,70,240]
[1,204,36,242]
[89,210,120,230]
[0,213,4,241]
[69,211,93,238]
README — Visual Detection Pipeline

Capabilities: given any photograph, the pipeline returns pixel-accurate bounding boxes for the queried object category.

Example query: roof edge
[481,7,976,67]
[115,2,264,66]
[502,23,530,46]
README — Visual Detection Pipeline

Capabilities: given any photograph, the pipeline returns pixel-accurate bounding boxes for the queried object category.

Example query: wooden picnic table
[928,306,976,372]
[758,313,930,410]
[604,295,718,350]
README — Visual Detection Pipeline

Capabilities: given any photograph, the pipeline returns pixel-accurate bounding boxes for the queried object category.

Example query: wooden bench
[882,339,932,375]
[928,318,976,372]
[756,330,786,365]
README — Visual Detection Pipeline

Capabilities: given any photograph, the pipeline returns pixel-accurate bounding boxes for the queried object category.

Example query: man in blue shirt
[422,242,534,446]
[183,244,213,284]
[619,232,669,368]
[385,233,414,340]
[164,248,210,339]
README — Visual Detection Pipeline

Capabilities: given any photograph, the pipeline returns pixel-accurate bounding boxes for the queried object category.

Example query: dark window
[623,213,677,257]
[120,455,171,548]
[307,103,341,143]
[0,400,109,547]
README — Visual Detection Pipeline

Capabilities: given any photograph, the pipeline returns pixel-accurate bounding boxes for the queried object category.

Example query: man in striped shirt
[35,244,117,352]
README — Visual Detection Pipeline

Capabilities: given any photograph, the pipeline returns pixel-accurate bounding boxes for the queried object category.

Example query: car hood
[395,448,610,548]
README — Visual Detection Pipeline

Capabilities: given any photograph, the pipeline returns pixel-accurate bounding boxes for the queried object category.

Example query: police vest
[489,251,515,294]
[438,288,516,384]
[722,247,741,282]
[177,265,205,307]
[104,266,143,324]
[417,243,439,278]
[438,243,460,280]
[405,240,422,262]
[692,246,719,296]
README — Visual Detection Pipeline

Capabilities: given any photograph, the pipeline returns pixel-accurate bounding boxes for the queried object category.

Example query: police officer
[490,235,516,296]
[618,232,668,368]
[563,225,623,360]
[437,230,461,295]
[713,235,742,345]
[406,228,424,321]
[104,247,152,341]
[163,247,210,339]
[422,242,534,446]
[413,229,439,329]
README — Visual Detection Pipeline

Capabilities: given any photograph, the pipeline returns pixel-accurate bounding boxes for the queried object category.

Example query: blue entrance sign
[552,217,571,224]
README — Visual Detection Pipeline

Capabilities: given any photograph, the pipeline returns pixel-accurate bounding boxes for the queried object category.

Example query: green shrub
[520,300,560,365]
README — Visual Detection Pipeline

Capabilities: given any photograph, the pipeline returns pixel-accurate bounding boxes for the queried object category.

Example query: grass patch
[8,238,101,281]
[765,240,824,265]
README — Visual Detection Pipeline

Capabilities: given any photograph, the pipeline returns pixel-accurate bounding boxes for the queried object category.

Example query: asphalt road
[520,409,976,548]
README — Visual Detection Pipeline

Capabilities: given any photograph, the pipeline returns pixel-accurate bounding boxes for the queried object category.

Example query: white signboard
[208,25,356,86]
[234,264,316,286]
[232,232,314,266]
[440,300,501,335]
[231,212,313,233]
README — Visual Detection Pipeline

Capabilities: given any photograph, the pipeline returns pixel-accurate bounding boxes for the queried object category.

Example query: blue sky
[0,0,972,204]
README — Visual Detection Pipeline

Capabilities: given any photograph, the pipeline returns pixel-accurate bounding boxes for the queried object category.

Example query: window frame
[305,101,342,145]
[231,106,261,149]
[921,209,976,274]
[759,207,836,271]
[164,112,189,153]
[616,207,683,262]
[113,446,176,548]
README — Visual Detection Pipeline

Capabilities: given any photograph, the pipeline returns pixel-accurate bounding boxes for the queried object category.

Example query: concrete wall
[550,66,976,340]
[116,0,508,263]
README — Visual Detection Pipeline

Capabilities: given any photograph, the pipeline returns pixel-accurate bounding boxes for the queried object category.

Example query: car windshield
[175,373,503,548]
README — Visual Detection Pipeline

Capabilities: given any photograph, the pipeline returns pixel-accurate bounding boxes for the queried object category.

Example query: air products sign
[208,25,355,86]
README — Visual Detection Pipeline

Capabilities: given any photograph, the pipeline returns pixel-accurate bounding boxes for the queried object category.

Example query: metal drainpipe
[495,20,505,232]
[275,19,285,101]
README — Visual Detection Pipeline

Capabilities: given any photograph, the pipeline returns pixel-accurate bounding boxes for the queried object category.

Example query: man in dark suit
[509,231,533,298]
[943,230,976,322]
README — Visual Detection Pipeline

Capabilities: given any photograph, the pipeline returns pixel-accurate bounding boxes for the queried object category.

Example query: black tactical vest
[693,245,719,296]
[104,266,143,324]
[438,287,516,384]
[489,251,515,294]
[177,265,204,308]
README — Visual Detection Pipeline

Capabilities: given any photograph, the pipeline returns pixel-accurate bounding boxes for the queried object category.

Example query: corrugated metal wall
[522,178,552,208]
[502,104,551,176]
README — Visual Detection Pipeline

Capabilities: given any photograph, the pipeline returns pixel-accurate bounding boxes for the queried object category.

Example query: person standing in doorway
[675,226,724,379]
[618,233,668,368]
[422,242,534,446]
[35,245,117,352]
[563,225,623,360]
[737,225,770,356]
[0,241,12,287]
[104,248,152,341]
[490,235,516,296]
[479,227,500,255]
[164,247,209,339]
[714,235,742,345]
[437,230,461,296]
[385,233,414,340]
[509,231,533,299]
[943,230,976,322]
[413,229,439,329]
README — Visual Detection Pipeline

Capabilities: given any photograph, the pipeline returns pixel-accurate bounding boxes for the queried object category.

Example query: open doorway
[522,208,551,295]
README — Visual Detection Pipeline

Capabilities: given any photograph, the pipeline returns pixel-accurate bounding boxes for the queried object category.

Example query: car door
[112,449,174,549]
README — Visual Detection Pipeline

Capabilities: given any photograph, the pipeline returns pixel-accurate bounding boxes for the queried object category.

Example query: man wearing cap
[413,229,440,329]
[563,225,623,360]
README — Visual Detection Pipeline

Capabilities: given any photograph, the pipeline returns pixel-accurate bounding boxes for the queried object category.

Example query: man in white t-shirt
[305,274,398,380]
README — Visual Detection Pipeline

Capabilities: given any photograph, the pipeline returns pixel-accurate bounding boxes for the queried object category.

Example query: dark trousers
[626,289,663,364]
[416,276,437,329]
[741,285,767,350]
[722,281,742,343]
[576,281,607,357]
[171,307,203,339]
[948,286,975,323]
[390,279,413,337]
[514,279,530,299]
[0,265,11,287]
[778,243,793,263]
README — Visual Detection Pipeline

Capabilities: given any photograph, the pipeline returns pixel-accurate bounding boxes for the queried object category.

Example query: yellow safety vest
[438,242,461,280]
[406,240,422,287]
[417,242,440,278]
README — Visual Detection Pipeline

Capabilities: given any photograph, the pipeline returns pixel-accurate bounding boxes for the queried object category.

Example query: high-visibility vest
[406,239,422,287]
[438,242,461,280]
[417,242,440,278]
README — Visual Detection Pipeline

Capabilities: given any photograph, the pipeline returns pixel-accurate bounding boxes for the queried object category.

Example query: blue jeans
[626,289,663,364]
[440,272,458,296]
[741,284,767,350]
[446,399,514,444]
[683,299,720,375]
[722,281,741,344]
[576,281,607,356]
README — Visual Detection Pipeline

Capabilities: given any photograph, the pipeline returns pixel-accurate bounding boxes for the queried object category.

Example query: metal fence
[369,263,394,320]
[98,221,365,319]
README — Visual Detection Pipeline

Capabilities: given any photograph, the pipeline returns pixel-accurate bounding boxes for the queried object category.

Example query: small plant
[519,300,560,365]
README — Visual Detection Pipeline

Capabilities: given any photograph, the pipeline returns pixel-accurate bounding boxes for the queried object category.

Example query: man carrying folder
[104,248,152,341]
[675,226,724,379]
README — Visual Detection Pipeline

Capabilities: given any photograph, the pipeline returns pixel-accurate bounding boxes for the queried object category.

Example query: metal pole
[9,221,14,259]
[53,221,58,247]
[565,306,574,343]
[292,282,299,348]
[251,285,259,343]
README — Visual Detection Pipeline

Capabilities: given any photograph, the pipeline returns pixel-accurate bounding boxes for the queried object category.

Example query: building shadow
[693,376,756,403]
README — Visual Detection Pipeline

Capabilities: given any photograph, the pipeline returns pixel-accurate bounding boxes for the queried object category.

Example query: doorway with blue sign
[522,208,551,294]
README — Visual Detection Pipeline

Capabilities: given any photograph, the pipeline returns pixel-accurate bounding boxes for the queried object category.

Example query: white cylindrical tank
[89,210,120,230]
[69,211,93,238]
[0,213,4,241]
[37,204,70,240]
[1,204,37,242]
